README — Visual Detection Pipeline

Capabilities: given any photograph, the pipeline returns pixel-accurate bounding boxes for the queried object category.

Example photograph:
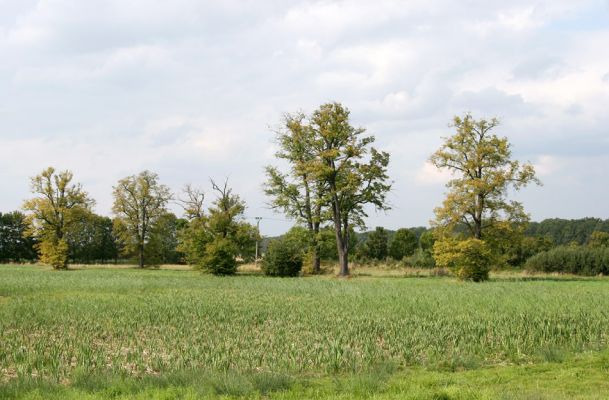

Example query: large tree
[22,167,94,269]
[430,114,539,275]
[310,103,391,276]
[265,112,325,273]
[112,170,172,268]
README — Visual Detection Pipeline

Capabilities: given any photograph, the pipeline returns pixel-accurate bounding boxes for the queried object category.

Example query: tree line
[2,102,607,280]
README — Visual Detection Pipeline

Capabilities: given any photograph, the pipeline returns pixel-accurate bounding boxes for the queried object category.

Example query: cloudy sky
[1,0,608,235]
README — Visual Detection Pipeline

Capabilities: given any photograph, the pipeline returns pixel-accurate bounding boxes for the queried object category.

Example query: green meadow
[2,264,609,399]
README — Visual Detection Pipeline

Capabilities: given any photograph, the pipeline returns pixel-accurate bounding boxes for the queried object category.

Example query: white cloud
[1,0,608,234]
[414,162,453,186]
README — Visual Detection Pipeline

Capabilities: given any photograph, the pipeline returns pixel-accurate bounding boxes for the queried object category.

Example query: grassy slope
[2,264,609,399]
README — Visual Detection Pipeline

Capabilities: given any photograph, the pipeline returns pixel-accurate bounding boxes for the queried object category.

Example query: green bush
[262,238,303,277]
[200,238,238,275]
[434,238,493,282]
[525,246,609,275]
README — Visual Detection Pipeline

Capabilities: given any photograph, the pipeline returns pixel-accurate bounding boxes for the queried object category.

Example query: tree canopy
[112,170,172,268]
[22,167,94,269]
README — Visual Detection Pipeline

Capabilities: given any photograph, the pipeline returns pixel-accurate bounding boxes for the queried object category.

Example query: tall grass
[1,265,609,385]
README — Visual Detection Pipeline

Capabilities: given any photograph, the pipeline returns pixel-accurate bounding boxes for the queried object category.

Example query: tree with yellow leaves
[430,114,540,280]
[23,167,94,269]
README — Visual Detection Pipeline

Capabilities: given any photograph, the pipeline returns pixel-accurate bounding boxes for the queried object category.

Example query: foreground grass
[3,351,609,399]
[2,264,609,398]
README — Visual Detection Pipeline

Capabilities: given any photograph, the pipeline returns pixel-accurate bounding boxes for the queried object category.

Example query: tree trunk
[312,248,321,274]
[138,242,144,268]
[334,222,349,277]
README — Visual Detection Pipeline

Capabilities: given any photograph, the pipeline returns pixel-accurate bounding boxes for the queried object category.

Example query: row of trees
[263,105,542,280]
[14,167,258,272]
[8,102,593,281]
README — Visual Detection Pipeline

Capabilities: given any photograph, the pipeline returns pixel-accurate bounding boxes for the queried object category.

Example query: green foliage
[525,246,609,275]
[178,180,258,271]
[265,112,324,273]
[363,226,389,261]
[588,231,609,248]
[317,226,357,261]
[388,228,418,260]
[262,238,303,277]
[430,114,539,259]
[309,103,392,275]
[402,248,436,268]
[22,167,94,269]
[177,217,212,265]
[145,213,186,265]
[419,230,436,254]
[506,235,554,266]
[358,227,389,261]
[0,211,36,262]
[434,237,493,281]
[201,238,238,275]
[112,170,172,268]
[65,213,119,264]
[526,217,609,245]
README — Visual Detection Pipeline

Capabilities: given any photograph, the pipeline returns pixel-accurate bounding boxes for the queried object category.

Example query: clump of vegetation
[402,248,436,269]
[179,179,258,275]
[388,228,418,261]
[262,238,303,277]
[525,246,609,275]
[201,238,238,275]
[434,238,493,282]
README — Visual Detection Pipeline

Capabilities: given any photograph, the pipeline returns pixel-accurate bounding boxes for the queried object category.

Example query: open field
[2,264,609,399]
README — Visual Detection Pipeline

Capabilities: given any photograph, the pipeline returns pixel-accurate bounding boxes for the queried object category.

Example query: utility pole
[255,217,262,264]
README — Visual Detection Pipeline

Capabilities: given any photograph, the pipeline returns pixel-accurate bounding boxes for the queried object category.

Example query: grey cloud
[1,0,608,234]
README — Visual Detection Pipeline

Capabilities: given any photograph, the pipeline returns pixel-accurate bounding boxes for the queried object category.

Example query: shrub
[38,238,69,270]
[200,238,238,275]
[525,246,609,275]
[262,238,303,277]
[434,238,493,282]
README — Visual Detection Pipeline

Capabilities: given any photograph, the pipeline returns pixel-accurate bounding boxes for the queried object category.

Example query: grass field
[2,264,609,399]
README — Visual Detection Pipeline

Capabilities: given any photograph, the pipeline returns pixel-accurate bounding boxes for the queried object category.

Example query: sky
[1,0,608,236]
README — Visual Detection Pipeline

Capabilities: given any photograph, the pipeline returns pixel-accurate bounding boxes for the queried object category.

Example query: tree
[146,213,186,265]
[178,179,258,274]
[177,184,205,220]
[310,103,391,276]
[588,231,609,248]
[0,211,37,262]
[22,167,94,269]
[265,112,325,274]
[430,114,539,277]
[419,230,435,255]
[360,227,389,261]
[112,170,172,268]
[389,228,418,260]
[66,213,118,264]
